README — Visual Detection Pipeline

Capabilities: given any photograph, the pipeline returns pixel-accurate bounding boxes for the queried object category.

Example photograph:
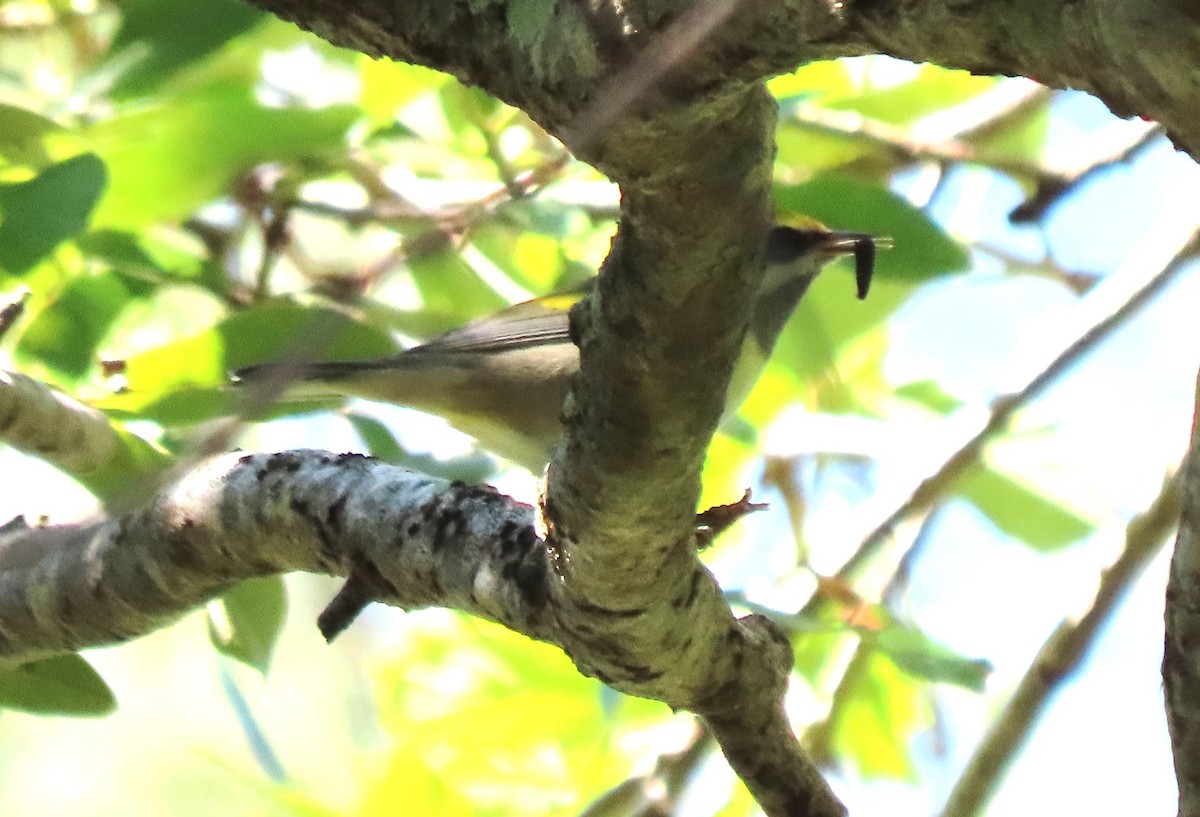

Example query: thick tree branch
[0,451,553,669]
[242,0,1200,159]
[0,448,843,817]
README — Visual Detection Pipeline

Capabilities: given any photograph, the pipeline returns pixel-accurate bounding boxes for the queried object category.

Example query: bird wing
[407,281,589,355]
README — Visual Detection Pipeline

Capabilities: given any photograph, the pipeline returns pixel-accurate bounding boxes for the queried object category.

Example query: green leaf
[72,424,174,506]
[0,154,107,275]
[346,412,496,483]
[121,302,400,392]
[16,272,143,380]
[0,103,70,165]
[762,275,909,416]
[208,576,288,674]
[368,615,659,813]
[768,60,856,104]
[826,650,929,779]
[775,176,969,282]
[85,84,357,229]
[971,96,1051,165]
[358,55,450,128]
[956,461,1095,550]
[0,653,117,717]
[346,412,405,461]
[407,246,510,328]
[754,174,969,416]
[836,65,997,126]
[77,229,163,270]
[468,222,565,294]
[893,378,965,415]
[106,0,267,98]
[870,624,992,692]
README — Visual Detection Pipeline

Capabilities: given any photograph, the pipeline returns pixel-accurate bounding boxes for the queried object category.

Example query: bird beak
[816,232,893,301]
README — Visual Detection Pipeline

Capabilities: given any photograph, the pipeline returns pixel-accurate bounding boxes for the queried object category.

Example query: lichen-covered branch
[0,370,120,475]
[242,0,1200,160]
[0,448,844,817]
[0,450,551,668]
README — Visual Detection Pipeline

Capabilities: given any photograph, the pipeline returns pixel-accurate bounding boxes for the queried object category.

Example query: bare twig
[832,219,1200,589]
[790,92,1163,221]
[939,469,1182,817]
[560,0,748,153]
[0,287,30,343]
[578,726,715,817]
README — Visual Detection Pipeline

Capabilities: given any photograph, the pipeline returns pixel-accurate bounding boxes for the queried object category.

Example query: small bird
[236,224,886,470]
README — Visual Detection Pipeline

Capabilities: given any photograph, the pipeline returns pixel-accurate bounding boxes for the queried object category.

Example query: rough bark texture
[0,451,552,668]
[242,0,1200,157]
[1167,370,1200,817]
[0,370,118,474]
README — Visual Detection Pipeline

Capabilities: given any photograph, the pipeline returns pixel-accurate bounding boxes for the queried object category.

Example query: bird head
[751,220,890,353]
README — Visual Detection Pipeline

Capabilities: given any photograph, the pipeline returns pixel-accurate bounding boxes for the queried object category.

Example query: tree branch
[0,446,844,817]
[834,217,1200,588]
[1166,368,1200,817]
[0,451,551,667]
[0,370,121,476]
[943,469,1182,817]
[242,0,1200,159]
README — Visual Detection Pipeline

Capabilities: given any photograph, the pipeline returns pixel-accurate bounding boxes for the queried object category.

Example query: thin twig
[938,469,1183,817]
[560,0,746,152]
[791,208,1197,814]
[831,221,1200,589]
[790,96,1163,221]
[0,287,30,343]
[578,726,715,817]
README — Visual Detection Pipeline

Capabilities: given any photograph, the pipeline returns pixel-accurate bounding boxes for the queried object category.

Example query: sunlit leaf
[77,229,201,282]
[208,576,288,674]
[121,302,399,391]
[972,95,1052,165]
[768,60,856,104]
[94,385,337,427]
[776,176,969,282]
[86,84,357,229]
[0,154,106,275]
[826,650,930,779]
[893,378,965,415]
[764,274,910,416]
[369,616,659,815]
[0,654,116,717]
[837,65,997,125]
[957,461,1095,550]
[0,103,69,166]
[345,412,496,482]
[16,272,145,380]
[468,222,564,294]
[106,0,266,98]
[407,246,510,326]
[870,624,992,692]
[359,55,450,128]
